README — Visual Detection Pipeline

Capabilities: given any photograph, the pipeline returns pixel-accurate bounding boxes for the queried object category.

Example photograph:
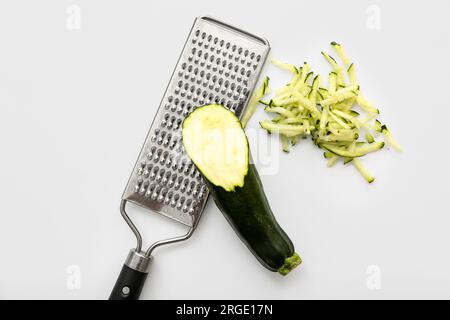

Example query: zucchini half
[182,104,301,275]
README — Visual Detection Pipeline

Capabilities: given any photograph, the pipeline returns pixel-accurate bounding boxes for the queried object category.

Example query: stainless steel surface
[124,249,152,273]
[120,200,143,253]
[122,16,270,229]
[146,224,195,256]
[119,16,270,260]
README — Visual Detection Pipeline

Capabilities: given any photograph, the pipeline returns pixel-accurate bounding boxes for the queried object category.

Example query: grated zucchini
[331,41,350,67]
[352,158,375,183]
[248,43,401,183]
[272,59,299,74]
[280,135,290,153]
[381,125,402,152]
[241,76,270,128]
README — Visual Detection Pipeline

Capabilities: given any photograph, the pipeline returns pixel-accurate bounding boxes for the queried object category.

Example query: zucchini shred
[253,42,401,183]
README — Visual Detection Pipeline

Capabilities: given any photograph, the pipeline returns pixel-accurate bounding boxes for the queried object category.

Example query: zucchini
[322,51,345,87]
[321,51,338,68]
[374,119,382,132]
[352,158,375,183]
[347,63,357,86]
[241,77,270,128]
[356,94,379,115]
[381,125,402,152]
[308,75,321,104]
[280,135,290,153]
[246,43,401,183]
[331,41,350,67]
[329,111,351,129]
[320,85,359,107]
[327,155,340,167]
[182,104,301,275]
[365,130,375,143]
[323,151,334,159]
[320,141,384,158]
[264,106,296,118]
[328,72,338,93]
[271,59,299,74]
[259,120,313,137]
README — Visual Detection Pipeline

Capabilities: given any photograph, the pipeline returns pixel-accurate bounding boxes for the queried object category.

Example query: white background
[0,0,449,299]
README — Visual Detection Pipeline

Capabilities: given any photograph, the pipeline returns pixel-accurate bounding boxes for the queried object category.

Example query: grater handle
[109,250,152,300]
[109,265,148,300]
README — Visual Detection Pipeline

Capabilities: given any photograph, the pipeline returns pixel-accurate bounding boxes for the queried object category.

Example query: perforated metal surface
[122,16,270,227]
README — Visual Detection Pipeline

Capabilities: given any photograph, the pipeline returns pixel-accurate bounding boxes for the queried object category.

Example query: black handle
[109,264,148,300]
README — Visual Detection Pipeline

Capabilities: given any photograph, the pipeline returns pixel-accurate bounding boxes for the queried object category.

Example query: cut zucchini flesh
[331,41,350,67]
[320,85,359,107]
[321,51,338,68]
[182,104,300,275]
[328,72,338,93]
[381,125,402,152]
[324,151,334,159]
[280,135,290,153]
[272,59,299,74]
[264,106,296,118]
[327,155,340,167]
[331,109,361,128]
[320,142,384,158]
[374,119,382,132]
[356,94,379,115]
[182,105,248,192]
[245,42,401,183]
[260,120,313,137]
[365,131,375,143]
[352,158,375,183]
[241,76,270,128]
[347,63,357,86]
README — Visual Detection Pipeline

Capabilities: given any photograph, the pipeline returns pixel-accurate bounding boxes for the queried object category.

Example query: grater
[109,16,270,300]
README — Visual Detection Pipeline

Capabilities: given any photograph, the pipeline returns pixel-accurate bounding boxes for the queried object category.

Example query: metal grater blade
[122,16,270,227]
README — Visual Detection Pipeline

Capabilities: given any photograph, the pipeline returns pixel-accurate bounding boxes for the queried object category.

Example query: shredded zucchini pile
[250,42,401,183]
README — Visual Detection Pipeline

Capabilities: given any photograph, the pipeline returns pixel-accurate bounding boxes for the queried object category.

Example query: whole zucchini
[182,104,301,275]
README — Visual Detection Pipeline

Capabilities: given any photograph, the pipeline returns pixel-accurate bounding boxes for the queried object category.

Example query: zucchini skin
[205,163,296,273]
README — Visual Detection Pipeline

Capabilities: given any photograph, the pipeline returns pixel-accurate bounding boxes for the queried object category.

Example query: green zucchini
[182,104,301,275]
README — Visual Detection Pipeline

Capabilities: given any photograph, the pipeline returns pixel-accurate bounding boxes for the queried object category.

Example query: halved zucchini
[182,104,301,275]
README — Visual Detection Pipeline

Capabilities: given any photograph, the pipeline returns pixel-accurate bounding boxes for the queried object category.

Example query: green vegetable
[331,41,350,67]
[365,131,375,144]
[254,42,402,183]
[320,142,385,158]
[241,77,270,128]
[351,158,375,183]
[271,59,299,74]
[381,125,402,152]
[182,104,301,275]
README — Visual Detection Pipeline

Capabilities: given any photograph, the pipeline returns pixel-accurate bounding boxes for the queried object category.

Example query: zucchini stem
[278,252,302,276]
